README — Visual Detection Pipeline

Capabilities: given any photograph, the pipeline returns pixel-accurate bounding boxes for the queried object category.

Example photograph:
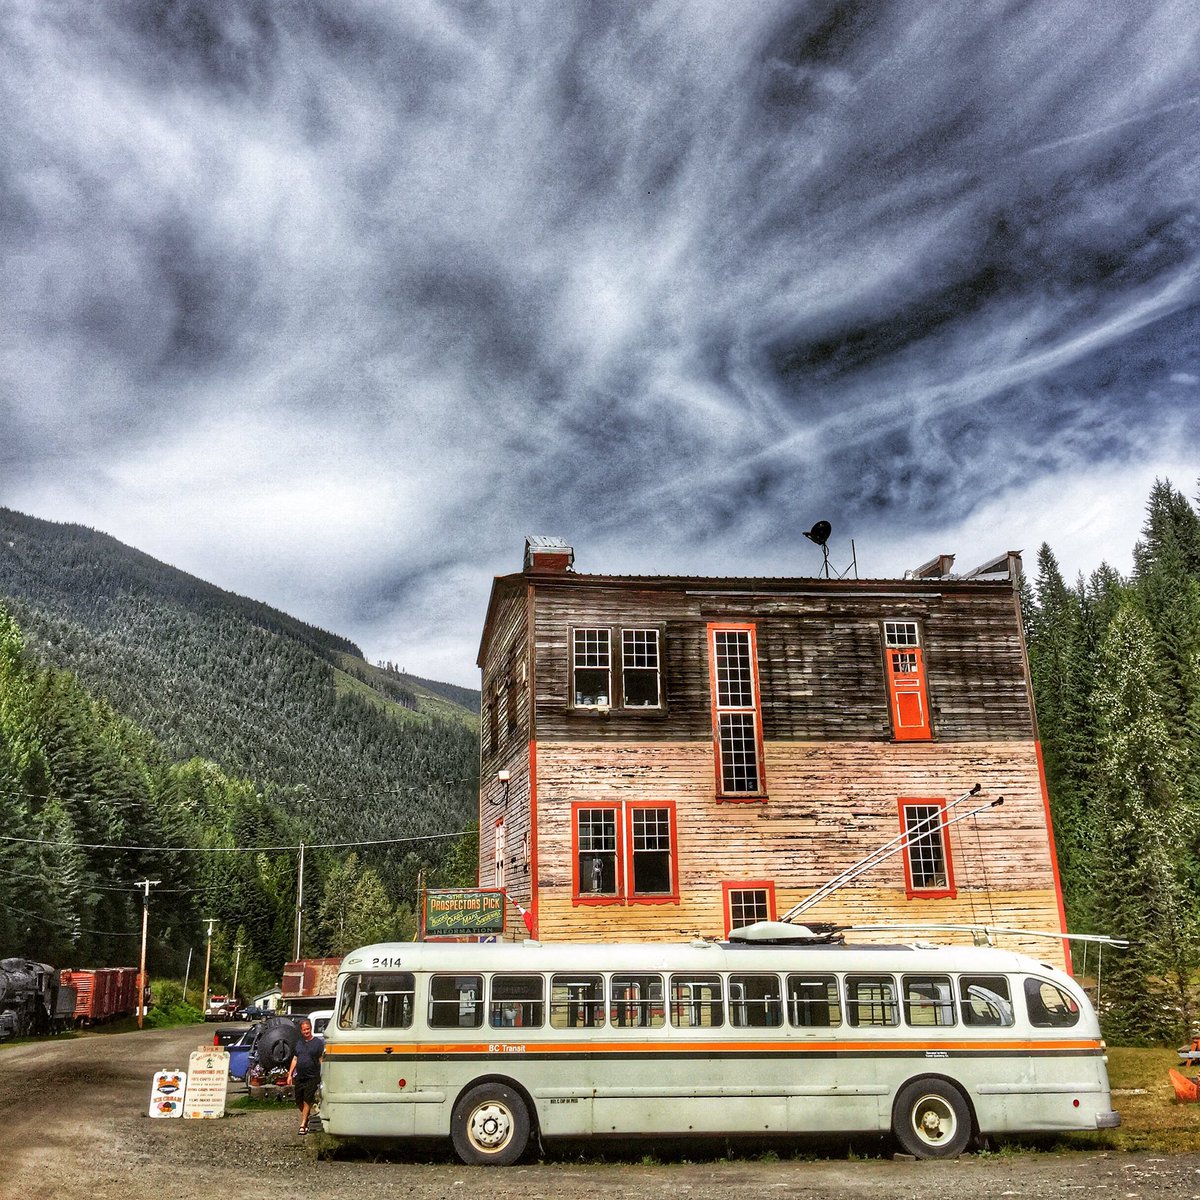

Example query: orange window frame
[570,801,623,906]
[707,623,767,800]
[882,620,933,741]
[722,880,777,936]
[625,801,679,905]
[897,797,956,899]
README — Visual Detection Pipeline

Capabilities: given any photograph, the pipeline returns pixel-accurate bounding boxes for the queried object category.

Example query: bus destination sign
[424,889,505,937]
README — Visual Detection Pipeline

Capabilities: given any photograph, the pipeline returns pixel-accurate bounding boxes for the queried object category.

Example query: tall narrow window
[629,806,674,897]
[573,628,611,707]
[883,620,932,740]
[722,880,776,935]
[494,819,506,891]
[575,806,620,899]
[708,625,765,797]
[622,629,661,707]
[899,798,955,898]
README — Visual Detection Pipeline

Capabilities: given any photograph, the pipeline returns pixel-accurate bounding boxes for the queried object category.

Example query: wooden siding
[478,578,533,911]
[532,738,1065,970]
[529,578,1034,744]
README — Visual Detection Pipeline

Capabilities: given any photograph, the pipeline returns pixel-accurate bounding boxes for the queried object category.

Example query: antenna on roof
[803,521,858,580]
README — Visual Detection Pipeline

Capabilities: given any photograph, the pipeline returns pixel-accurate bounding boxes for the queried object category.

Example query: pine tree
[1090,604,1197,1042]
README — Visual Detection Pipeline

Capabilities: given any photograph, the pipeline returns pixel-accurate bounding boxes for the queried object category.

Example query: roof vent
[524,535,574,573]
[964,551,1022,580]
[911,553,956,579]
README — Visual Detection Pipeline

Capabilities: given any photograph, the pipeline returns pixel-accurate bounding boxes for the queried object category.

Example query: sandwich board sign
[182,1047,228,1119]
[149,1070,187,1117]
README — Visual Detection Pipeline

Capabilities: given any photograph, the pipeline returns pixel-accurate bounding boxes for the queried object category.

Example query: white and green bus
[320,932,1118,1165]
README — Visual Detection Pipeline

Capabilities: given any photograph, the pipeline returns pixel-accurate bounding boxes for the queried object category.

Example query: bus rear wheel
[451,1083,530,1166]
[892,1078,972,1159]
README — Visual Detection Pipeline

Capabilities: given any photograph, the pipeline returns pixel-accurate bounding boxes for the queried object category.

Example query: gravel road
[1,1023,1197,1199]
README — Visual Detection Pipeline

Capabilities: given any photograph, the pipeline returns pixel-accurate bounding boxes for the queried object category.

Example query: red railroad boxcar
[60,967,140,1024]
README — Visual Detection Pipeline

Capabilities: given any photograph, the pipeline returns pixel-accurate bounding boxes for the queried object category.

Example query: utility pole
[134,879,161,1029]
[231,940,244,1004]
[201,917,217,1014]
[183,946,193,1007]
[293,842,305,960]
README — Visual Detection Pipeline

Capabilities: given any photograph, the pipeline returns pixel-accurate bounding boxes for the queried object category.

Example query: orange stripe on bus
[325,1038,1101,1056]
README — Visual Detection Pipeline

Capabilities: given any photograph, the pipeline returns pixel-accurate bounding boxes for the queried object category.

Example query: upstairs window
[622,629,661,707]
[575,806,620,900]
[573,628,611,707]
[708,624,765,798]
[723,880,776,936]
[899,798,955,898]
[883,620,932,740]
[573,802,678,904]
[629,806,674,896]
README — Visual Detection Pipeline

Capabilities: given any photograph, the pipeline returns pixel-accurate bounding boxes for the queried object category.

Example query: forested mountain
[0,508,480,994]
[1026,478,1200,1043]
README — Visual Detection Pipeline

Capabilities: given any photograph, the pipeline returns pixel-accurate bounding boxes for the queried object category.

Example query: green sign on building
[424,889,506,937]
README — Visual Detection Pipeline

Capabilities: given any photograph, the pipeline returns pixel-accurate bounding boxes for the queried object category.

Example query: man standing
[286,1017,325,1135]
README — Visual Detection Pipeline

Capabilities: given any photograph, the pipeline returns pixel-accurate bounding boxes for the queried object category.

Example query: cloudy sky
[3,1,1199,685]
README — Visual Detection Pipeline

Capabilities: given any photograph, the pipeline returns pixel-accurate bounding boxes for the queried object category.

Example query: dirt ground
[3,1024,1200,1200]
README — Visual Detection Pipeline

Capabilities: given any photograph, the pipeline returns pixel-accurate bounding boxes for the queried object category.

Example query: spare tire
[251,1016,301,1068]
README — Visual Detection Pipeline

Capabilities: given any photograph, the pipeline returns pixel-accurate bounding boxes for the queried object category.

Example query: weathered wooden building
[476,537,1068,969]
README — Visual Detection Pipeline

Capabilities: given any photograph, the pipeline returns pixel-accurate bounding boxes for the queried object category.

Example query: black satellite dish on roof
[803,520,832,547]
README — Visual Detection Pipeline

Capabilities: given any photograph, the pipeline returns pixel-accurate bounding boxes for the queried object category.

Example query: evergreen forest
[1026,478,1200,1043]
[0,508,479,999]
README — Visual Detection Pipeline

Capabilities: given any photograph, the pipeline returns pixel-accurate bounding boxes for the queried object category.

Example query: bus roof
[339,940,1058,978]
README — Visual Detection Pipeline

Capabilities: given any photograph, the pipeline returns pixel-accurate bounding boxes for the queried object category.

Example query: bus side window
[429,974,483,1029]
[669,974,723,1028]
[728,974,782,1028]
[550,975,605,1029]
[490,974,545,1028]
[341,973,415,1029]
[902,975,955,1027]
[787,975,841,1027]
[1024,978,1080,1028]
[845,976,899,1027]
[611,974,664,1028]
[958,975,1013,1027]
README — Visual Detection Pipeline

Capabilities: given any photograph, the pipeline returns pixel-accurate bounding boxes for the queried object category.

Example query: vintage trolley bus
[320,933,1118,1164]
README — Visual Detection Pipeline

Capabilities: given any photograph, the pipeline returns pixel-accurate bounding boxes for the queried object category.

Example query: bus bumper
[1096,1110,1121,1128]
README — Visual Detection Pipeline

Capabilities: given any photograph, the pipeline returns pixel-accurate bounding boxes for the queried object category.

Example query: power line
[0,864,195,893]
[0,899,141,938]
[0,829,472,853]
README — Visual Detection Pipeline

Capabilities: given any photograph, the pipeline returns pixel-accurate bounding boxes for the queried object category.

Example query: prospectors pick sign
[424,888,505,937]
[182,1047,229,1119]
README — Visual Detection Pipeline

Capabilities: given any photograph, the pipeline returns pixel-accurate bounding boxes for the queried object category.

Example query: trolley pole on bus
[134,879,161,1029]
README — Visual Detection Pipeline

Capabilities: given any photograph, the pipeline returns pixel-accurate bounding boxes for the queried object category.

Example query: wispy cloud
[2,1,1199,681]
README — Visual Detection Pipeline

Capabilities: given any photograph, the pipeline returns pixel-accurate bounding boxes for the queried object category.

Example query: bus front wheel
[892,1078,972,1159]
[451,1083,530,1166]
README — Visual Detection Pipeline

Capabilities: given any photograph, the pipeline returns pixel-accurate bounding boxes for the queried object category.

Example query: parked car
[234,1004,269,1022]
[211,1026,245,1049]
[226,1027,258,1082]
[309,1009,333,1036]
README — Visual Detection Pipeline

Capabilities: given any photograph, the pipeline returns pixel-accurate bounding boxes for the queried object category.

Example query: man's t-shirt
[292,1035,325,1080]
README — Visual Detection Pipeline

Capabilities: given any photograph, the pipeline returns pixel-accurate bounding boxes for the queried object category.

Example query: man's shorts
[293,1078,320,1106]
